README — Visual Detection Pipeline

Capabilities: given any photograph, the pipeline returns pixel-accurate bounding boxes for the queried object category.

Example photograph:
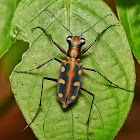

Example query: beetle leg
[80,87,95,140]
[23,77,57,131]
[31,26,67,54]
[81,24,115,54]
[83,67,134,92]
[13,57,62,73]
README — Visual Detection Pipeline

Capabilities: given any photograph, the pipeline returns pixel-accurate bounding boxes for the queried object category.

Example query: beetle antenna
[80,14,112,37]
[45,9,73,36]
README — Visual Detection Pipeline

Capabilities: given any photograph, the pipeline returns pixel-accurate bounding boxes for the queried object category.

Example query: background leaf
[0,40,28,113]
[0,0,21,58]
[116,0,140,63]
[10,0,135,139]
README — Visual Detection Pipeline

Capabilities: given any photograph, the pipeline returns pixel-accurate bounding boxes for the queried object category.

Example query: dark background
[0,0,139,139]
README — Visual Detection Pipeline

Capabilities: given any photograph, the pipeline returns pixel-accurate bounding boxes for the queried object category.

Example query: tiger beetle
[13,10,133,140]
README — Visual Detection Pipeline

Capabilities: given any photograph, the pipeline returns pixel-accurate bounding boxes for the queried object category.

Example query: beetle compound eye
[81,38,85,45]
[66,36,72,43]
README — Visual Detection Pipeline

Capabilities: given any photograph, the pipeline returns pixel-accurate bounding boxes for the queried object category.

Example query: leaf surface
[0,0,20,58]
[10,0,135,139]
[116,0,140,63]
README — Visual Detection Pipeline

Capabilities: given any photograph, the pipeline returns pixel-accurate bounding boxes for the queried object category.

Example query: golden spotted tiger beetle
[13,10,133,140]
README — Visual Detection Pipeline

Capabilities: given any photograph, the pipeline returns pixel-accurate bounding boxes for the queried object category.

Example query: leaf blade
[0,0,20,58]
[10,0,135,139]
[116,0,140,63]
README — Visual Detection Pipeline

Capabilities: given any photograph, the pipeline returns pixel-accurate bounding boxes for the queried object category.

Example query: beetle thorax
[66,36,85,59]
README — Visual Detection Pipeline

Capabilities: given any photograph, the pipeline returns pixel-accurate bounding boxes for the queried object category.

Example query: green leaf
[0,40,28,114]
[116,0,140,63]
[0,0,20,58]
[1,40,29,75]
[10,0,135,139]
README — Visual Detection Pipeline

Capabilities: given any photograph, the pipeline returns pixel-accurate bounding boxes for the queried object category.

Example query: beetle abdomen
[57,60,83,107]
